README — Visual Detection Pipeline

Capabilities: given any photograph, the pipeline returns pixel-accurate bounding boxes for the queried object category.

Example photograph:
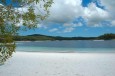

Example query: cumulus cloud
[49,28,58,32]
[83,3,109,26]
[61,22,82,32]
[45,0,83,23]
[63,27,75,33]
[111,20,115,26]
[14,0,115,33]
[44,0,114,28]
[100,0,115,12]
[63,22,82,27]
[41,0,84,32]
[100,0,115,19]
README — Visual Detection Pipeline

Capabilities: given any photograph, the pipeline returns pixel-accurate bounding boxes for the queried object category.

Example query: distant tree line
[98,33,115,40]
[11,33,115,41]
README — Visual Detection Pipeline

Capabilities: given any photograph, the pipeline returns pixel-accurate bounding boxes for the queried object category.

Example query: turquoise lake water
[16,40,115,53]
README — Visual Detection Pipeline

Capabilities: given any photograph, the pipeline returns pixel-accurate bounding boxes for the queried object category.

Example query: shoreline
[15,39,115,42]
[15,51,115,54]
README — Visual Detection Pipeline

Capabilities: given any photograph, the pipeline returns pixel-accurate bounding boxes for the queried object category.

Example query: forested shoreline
[13,33,115,41]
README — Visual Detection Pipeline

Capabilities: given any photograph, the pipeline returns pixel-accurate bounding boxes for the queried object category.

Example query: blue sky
[4,0,115,37]
[19,24,115,37]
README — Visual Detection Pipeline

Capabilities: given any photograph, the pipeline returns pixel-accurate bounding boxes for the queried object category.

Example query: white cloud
[45,0,114,28]
[83,3,109,26]
[45,0,83,23]
[111,20,115,26]
[63,22,82,27]
[76,22,83,27]
[62,22,82,32]
[100,0,115,11]
[12,0,115,33]
[63,27,75,33]
[42,0,115,33]
[100,0,115,19]
[49,28,58,32]
[37,23,48,29]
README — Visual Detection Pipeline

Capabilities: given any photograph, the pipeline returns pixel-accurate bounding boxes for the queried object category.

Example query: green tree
[0,0,53,64]
[99,33,115,40]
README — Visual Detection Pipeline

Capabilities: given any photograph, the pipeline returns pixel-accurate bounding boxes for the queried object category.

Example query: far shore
[15,39,115,42]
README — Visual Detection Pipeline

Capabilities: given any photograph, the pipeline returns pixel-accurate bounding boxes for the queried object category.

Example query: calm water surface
[16,40,115,53]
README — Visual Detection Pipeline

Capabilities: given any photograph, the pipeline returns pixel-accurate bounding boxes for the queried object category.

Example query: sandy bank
[0,52,115,76]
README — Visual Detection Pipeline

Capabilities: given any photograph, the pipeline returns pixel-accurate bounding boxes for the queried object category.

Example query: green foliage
[99,33,115,40]
[14,33,115,41]
[14,34,97,41]
[0,0,53,64]
[0,23,16,64]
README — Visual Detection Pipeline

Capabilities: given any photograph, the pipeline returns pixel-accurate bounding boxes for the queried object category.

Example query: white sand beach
[0,52,115,76]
